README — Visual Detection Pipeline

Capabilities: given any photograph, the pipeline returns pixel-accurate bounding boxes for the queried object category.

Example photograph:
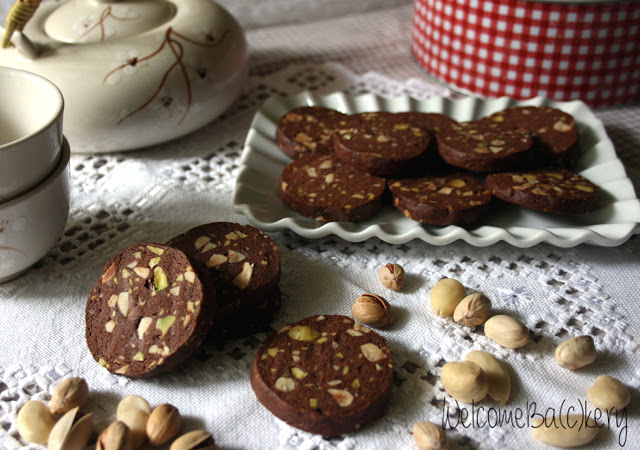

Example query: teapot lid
[44,0,176,44]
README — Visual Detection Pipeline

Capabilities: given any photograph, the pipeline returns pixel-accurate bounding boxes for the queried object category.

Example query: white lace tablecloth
[1,3,640,450]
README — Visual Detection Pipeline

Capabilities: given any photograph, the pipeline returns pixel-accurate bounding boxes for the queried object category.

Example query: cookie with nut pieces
[333,111,432,176]
[251,314,393,436]
[436,120,534,172]
[483,105,579,168]
[276,106,347,159]
[485,169,600,215]
[279,152,386,222]
[388,174,492,226]
[85,243,216,378]
[168,222,281,338]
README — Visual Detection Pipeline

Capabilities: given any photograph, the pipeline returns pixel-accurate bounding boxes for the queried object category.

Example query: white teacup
[0,67,64,203]
[0,137,71,283]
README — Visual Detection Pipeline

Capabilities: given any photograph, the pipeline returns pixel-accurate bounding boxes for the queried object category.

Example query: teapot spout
[1,0,40,48]
[4,31,40,59]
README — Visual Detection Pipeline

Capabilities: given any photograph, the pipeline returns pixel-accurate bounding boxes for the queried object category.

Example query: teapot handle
[1,0,41,48]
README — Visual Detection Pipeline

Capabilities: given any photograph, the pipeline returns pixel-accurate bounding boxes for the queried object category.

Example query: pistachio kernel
[288,325,319,341]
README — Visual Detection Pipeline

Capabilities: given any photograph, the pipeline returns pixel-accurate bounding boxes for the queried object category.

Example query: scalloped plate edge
[233,91,640,247]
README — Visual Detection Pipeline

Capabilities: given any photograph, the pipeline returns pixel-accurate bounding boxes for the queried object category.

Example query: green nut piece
[156,315,176,337]
[288,325,319,341]
[153,266,169,291]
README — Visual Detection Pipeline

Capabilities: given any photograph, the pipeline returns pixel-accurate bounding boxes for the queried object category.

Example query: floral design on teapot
[103,26,230,126]
[74,6,137,42]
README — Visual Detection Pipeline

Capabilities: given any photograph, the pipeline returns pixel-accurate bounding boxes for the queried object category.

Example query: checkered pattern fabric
[412,0,640,107]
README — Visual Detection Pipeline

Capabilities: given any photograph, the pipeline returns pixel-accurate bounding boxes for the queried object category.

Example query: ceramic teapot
[0,0,248,153]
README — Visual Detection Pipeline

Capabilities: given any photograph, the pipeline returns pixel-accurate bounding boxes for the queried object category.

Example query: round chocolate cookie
[485,169,600,214]
[167,222,281,339]
[333,111,432,176]
[279,152,386,222]
[483,106,579,168]
[392,112,461,173]
[388,174,492,226]
[251,315,393,436]
[437,121,534,172]
[276,106,347,159]
[86,243,216,378]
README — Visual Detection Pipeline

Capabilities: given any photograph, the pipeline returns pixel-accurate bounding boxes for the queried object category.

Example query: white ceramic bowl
[0,67,64,202]
[0,137,71,283]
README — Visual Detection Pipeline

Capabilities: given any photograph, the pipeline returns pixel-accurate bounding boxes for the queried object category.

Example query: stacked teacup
[0,67,71,282]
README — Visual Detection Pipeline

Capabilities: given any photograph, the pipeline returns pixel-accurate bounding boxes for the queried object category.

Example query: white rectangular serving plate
[233,91,640,247]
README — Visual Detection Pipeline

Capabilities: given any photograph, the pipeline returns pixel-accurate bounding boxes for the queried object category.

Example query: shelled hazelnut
[379,263,405,291]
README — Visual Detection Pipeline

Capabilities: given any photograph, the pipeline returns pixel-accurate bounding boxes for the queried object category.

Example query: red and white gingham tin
[411,0,640,107]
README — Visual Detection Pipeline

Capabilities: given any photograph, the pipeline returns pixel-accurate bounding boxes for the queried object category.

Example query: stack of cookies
[85,222,282,378]
[276,105,600,226]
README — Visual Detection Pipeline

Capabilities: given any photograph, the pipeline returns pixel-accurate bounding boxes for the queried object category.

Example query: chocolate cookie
[276,106,347,159]
[86,243,216,378]
[251,315,393,436]
[388,174,492,226]
[333,112,432,176]
[168,222,281,339]
[391,112,459,172]
[437,121,534,172]
[484,106,579,168]
[485,170,600,214]
[279,153,386,222]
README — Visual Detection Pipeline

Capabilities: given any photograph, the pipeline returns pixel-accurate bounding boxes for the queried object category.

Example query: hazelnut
[453,293,491,327]
[430,278,466,317]
[16,400,57,444]
[440,361,488,404]
[379,263,405,291]
[352,293,393,328]
[413,421,448,450]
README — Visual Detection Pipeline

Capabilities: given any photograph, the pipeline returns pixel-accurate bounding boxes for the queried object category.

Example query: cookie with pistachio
[167,222,281,338]
[485,169,599,214]
[333,111,432,177]
[251,314,393,436]
[276,106,347,159]
[279,152,386,222]
[483,105,579,168]
[391,112,459,172]
[436,120,534,172]
[85,243,216,378]
[388,174,492,226]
